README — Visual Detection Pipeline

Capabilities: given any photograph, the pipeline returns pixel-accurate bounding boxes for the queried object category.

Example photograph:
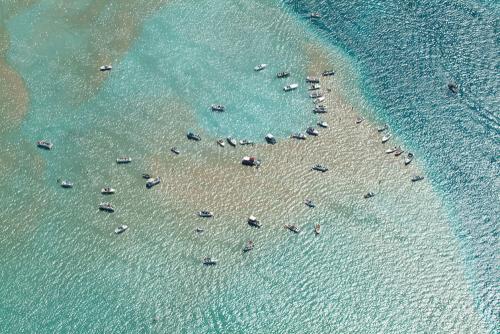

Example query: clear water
[0,0,497,332]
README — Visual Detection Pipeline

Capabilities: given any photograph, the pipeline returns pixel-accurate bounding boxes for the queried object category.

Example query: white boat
[309,12,321,19]
[322,70,335,76]
[36,140,53,150]
[116,157,132,164]
[198,211,214,218]
[99,203,115,212]
[211,104,225,112]
[248,215,262,228]
[313,96,325,104]
[306,76,320,83]
[217,139,225,147]
[276,71,290,78]
[283,83,299,91]
[203,257,217,265]
[99,65,112,71]
[309,91,323,98]
[254,64,267,71]
[146,176,161,189]
[306,127,319,136]
[377,124,388,132]
[317,121,329,128]
[411,175,424,182]
[291,133,306,140]
[265,134,276,144]
[284,224,300,233]
[313,106,327,113]
[60,180,73,188]
[241,156,261,166]
[385,146,397,154]
[308,84,321,90]
[382,134,392,143]
[114,224,128,234]
[101,187,116,194]
[226,137,237,147]
[312,164,328,172]
[314,224,321,235]
[405,153,414,165]
[355,117,364,124]
[239,139,254,146]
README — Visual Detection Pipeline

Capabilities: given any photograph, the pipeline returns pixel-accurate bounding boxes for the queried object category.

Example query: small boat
[146,176,161,189]
[239,139,254,146]
[254,64,267,71]
[248,215,262,228]
[314,224,321,235]
[265,134,277,145]
[99,203,115,212]
[36,140,53,150]
[114,224,128,234]
[448,82,459,94]
[283,83,299,91]
[241,156,261,166]
[187,132,201,141]
[405,152,414,165]
[312,164,328,172]
[317,121,329,128]
[306,127,319,136]
[313,106,327,113]
[309,12,321,19]
[211,104,225,112]
[217,139,225,147]
[355,117,364,124]
[381,134,392,143]
[276,71,290,78]
[385,146,397,154]
[101,187,116,195]
[394,147,404,156]
[377,124,388,132]
[243,240,254,252]
[364,192,375,199]
[309,91,323,98]
[306,76,320,83]
[203,257,217,265]
[308,84,321,90]
[411,175,424,182]
[142,173,151,179]
[171,147,180,154]
[291,133,306,140]
[198,211,214,218]
[313,96,326,104]
[304,199,316,208]
[99,65,112,71]
[322,70,335,76]
[226,137,237,147]
[60,180,73,188]
[116,157,132,164]
[195,227,204,233]
[284,224,300,233]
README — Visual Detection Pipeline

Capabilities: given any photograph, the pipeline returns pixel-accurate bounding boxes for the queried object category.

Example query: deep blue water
[284,0,499,328]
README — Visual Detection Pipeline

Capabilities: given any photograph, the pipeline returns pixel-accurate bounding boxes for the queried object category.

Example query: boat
[239,139,254,146]
[304,199,316,208]
[291,133,306,140]
[308,84,321,90]
[283,83,299,91]
[313,106,327,113]
[309,12,321,19]
[116,157,132,164]
[36,140,53,150]
[99,203,115,212]
[99,65,112,71]
[314,224,321,235]
[355,117,364,124]
[254,64,267,71]
[171,147,180,154]
[211,104,225,112]
[313,96,326,104]
[248,215,262,228]
[195,227,204,233]
[60,180,73,188]
[276,71,290,78]
[405,152,414,165]
[187,132,201,141]
[317,121,329,128]
[309,91,323,98]
[142,173,151,179]
[146,176,161,189]
[114,224,128,234]
[226,137,237,147]
[306,76,320,83]
[217,139,225,147]
[394,147,404,156]
[448,82,459,94]
[322,70,335,76]
[203,257,217,265]
[284,224,300,233]
[364,192,375,199]
[265,134,277,144]
[198,211,214,218]
[101,187,116,194]
[243,240,254,252]
[381,134,392,143]
[241,156,261,166]
[411,175,424,182]
[377,124,388,132]
[312,164,328,172]
[385,146,397,154]
[306,127,319,136]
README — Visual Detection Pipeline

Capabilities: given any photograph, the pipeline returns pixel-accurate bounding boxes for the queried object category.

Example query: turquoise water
[0,0,497,332]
